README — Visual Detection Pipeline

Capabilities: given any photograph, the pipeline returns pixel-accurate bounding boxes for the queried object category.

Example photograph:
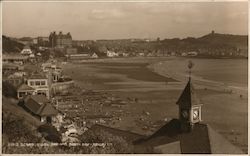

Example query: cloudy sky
[2,1,248,40]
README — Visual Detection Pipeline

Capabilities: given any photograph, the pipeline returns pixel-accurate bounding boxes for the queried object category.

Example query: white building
[91,52,99,59]
[27,73,50,99]
[187,51,198,56]
[21,45,33,55]
[107,50,118,57]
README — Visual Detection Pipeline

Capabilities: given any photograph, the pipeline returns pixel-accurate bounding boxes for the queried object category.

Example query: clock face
[181,110,189,119]
[193,109,199,120]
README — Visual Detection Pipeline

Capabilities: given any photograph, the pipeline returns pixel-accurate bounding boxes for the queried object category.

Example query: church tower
[176,61,203,133]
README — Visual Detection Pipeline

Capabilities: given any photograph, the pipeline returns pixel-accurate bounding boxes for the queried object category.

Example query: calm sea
[160,58,248,88]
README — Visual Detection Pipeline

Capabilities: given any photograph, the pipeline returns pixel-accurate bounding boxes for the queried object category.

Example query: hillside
[161,32,248,51]
[198,32,248,48]
[3,32,248,57]
[2,35,24,53]
[2,96,43,152]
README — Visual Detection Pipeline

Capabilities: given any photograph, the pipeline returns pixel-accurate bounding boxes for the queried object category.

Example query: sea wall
[51,80,75,94]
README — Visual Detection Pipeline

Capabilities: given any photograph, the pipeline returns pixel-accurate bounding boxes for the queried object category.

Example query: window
[30,81,34,86]
[41,81,46,86]
[19,92,25,98]
[35,81,40,86]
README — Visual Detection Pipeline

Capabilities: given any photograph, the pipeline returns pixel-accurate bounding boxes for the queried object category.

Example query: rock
[144,111,150,116]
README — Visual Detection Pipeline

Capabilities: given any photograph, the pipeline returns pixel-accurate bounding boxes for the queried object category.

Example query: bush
[37,124,62,143]
[2,81,17,98]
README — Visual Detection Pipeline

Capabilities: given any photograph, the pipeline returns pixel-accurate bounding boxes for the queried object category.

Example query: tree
[2,81,17,98]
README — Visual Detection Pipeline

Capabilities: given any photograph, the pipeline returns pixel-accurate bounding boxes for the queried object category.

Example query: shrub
[2,81,17,98]
[37,124,62,143]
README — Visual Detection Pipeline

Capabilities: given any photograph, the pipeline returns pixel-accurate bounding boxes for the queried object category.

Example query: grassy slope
[2,96,42,140]
[2,96,42,127]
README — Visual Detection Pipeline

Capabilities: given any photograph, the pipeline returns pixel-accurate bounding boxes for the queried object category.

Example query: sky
[2,1,248,40]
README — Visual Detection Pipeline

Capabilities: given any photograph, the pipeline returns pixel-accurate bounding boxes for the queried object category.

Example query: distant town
[3,30,248,62]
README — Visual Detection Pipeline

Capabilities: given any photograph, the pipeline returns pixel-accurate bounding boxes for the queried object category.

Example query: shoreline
[61,57,247,153]
[148,58,247,96]
[63,57,247,96]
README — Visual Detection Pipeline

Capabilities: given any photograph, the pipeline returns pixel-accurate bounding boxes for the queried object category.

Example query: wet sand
[62,57,247,153]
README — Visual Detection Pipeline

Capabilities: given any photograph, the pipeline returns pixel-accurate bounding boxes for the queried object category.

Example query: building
[91,52,99,59]
[66,48,78,55]
[2,63,24,74]
[17,84,35,99]
[85,77,244,154]
[3,54,29,65]
[135,77,244,153]
[33,38,38,45]
[67,53,90,60]
[106,50,118,57]
[20,45,33,55]
[37,37,49,47]
[3,73,25,88]
[23,95,58,123]
[187,51,198,56]
[27,72,50,99]
[49,31,72,48]
[41,62,62,83]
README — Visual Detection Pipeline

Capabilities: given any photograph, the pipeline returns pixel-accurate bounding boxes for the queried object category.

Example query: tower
[176,61,202,132]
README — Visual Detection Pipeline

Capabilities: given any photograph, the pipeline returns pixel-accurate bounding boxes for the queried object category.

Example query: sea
[151,57,248,92]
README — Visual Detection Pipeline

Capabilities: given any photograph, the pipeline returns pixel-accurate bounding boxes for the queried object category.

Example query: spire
[176,60,200,108]
[176,79,200,108]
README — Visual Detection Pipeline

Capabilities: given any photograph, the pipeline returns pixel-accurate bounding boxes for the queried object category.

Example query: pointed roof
[38,103,58,116]
[134,119,243,154]
[24,95,58,116]
[176,79,201,108]
[17,84,35,91]
[24,95,49,106]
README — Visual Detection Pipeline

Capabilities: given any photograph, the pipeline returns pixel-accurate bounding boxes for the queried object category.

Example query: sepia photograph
[1,0,248,154]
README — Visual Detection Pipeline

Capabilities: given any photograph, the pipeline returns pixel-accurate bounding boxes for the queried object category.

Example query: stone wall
[51,80,75,95]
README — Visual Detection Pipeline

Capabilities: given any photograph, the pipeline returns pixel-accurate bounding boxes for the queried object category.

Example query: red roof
[176,79,201,108]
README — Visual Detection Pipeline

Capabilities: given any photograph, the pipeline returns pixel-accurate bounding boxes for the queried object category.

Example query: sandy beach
[62,57,247,153]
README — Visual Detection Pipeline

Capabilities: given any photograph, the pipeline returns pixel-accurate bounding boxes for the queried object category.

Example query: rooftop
[24,95,58,116]
[3,54,29,60]
[134,119,243,154]
[17,84,35,91]
[29,72,47,79]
